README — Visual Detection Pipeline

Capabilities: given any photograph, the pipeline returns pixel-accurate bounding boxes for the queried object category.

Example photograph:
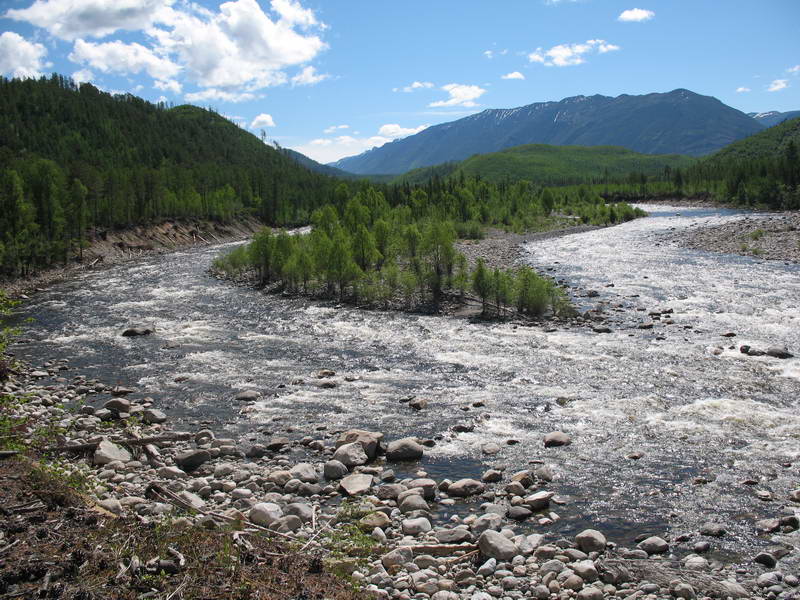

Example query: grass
[748,228,766,241]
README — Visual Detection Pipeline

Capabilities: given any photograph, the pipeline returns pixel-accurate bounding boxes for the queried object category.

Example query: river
[12,204,800,567]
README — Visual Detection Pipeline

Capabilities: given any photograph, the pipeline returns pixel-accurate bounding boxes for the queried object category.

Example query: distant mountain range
[330,89,775,175]
[748,110,800,128]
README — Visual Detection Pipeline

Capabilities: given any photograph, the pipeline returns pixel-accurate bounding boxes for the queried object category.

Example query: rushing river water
[12,205,800,566]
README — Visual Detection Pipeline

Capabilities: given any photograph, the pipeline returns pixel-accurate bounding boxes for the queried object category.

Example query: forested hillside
[397,145,694,186]
[0,75,337,277]
[684,117,800,208]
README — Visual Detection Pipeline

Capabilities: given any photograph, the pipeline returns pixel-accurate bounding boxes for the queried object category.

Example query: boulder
[249,503,283,527]
[359,511,391,531]
[175,449,211,472]
[285,503,314,523]
[637,536,669,555]
[323,460,348,480]
[122,327,153,337]
[335,429,384,459]
[575,529,607,553]
[435,528,473,544]
[94,440,132,465]
[142,408,167,424]
[402,517,432,536]
[524,491,554,511]
[699,522,727,537]
[407,478,437,500]
[543,431,572,447]
[385,437,424,461]
[333,442,369,468]
[340,473,373,496]
[766,346,793,359]
[289,462,319,483]
[103,398,131,414]
[235,389,260,401]
[478,530,517,560]
[447,478,485,497]
[382,546,413,569]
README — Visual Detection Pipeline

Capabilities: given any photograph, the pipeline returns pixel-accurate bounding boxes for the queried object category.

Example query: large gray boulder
[386,437,424,461]
[478,530,517,560]
[94,439,132,465]
[289,462,319,483]
[175,449,211,471]
[543,431,572,447]
[333,442,369,468]
[447,478,485,497]
[340,473,373,496]
[575,529,607,553]
[637,536,669,555]
[335,429,384,459]
[249,502,283,527]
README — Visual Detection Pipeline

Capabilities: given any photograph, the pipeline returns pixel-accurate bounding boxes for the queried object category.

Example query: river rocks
[249,502,283,527]
[577,588,604,600]
[435,528,473,543]
[360,512,391,531]
[385,437,424,461]
[575,529,607,553]
[265,436,290,451]
[402,517,431,536]
[409,397,428,410]
[543,431,571,447]
[399,493,429,514]
[478,530,517,560]
[447,478,485,497]
[235,389,260,401]
[789,489,800,503]
[671,582,696,599]
[175,449,211,471]
[122,326,153,337]
[699,522,727,537]
[481,443,501,455]
[382,546,413,569]
[754,551,777,568]
[103,398,131,414]
[340,473,373,495]
[94,439,132,465]
[333,441,369,468]
[637,536,669,555]
[524,491,554,511]
[757,571,782,588]
[336,429,384,459]
[288,462,318,483]
[323,459,348,480]
[766,346,793,359]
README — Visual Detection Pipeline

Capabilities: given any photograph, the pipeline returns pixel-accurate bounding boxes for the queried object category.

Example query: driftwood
[408,543,478,557]
[44,432,192,453]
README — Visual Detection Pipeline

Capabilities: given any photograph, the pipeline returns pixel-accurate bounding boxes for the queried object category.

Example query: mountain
[703,116,800,165]
[331,89,764,175]
[397,144,695,185]
[748,110,800,128]
[282,148,358,179]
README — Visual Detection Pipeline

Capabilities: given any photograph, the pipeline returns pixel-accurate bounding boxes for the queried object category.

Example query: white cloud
[393,80,434,93]
[5,0,172,41]
[0,32,48,78]
[323,124,349,134]
[72,68,94,83]
[429,83,486,107]
[149,0,326,90]
[618,8,655,22]
[767,79,788,92]
[69,39,181,80]
[501,71,525,80]
[250,113,276,128]
[184,88,255,103]
[293,134,393,163]
[735,86,751,93]
[377,123,428,138]
[484,50,494,59]
[154,78,182,93]
[271,0,318,28]
[529,39,619,67]
[788,65,800,74]
[291,65,328,86]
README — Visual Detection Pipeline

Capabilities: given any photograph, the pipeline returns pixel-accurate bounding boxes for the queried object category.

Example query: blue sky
[1,0,798,164]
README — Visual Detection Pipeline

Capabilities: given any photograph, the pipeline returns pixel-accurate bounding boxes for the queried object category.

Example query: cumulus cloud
[502,71,525,80]
[735,86,751,93]
[618,8,655,22]
[767,79,788,92]
[5,0,172,41]
[393,81,434,93]
[429,83,486,108]
[529,39,619,67]
[0,31,48,78]
[788,65,800,74]
[154,78,182,93]
[184,88,256,103]
[250,113,276,128]
[69,38,180,81]
[377,124,428,138]
[9,0,329,102]
[72,68,94,83]
[291,65,328,86]
[323,124,349,134]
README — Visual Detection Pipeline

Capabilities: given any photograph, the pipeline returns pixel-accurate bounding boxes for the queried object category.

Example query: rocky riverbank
[2,217,265,298]
[664,211,800,263]
[3,357,798,600]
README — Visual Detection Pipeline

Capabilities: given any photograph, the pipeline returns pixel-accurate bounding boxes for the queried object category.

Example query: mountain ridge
[331,89,765,174]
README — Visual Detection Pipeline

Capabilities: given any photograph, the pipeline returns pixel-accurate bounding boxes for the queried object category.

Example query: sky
[1,0,798,165]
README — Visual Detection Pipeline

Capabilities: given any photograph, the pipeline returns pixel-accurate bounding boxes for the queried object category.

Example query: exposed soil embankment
[3,217,265,297]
